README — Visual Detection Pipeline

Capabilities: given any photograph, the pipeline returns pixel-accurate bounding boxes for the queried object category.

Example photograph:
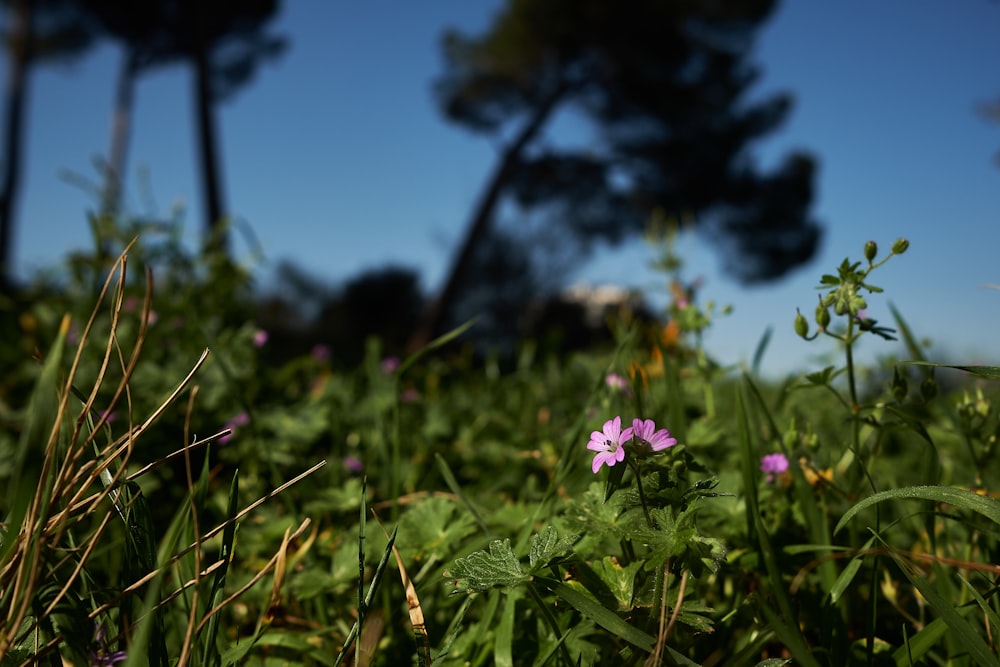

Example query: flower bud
[864,241,877,262]
[891,367,908,402]
[814,302,831,329]
[794,310,809,338]
[891,238,910,255]
[920,377,937,401]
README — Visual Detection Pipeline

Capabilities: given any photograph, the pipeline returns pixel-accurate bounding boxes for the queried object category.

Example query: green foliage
[3,226,1000,666]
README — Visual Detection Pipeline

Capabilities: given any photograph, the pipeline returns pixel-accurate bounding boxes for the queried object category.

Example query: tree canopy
[414,0,821,345]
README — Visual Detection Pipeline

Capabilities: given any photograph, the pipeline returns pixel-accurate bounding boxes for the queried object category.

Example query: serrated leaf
[445,539,527,593]
[528,526,577,571]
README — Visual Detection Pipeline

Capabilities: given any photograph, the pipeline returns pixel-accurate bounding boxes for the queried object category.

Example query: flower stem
[629,459,654,528]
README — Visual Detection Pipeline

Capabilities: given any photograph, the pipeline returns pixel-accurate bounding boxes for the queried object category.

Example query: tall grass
[2,226,1000,665]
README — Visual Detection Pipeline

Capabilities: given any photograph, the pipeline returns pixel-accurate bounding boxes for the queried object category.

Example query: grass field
[3,230,1000,666]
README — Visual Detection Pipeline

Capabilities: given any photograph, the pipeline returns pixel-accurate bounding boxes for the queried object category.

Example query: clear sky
[10,1,1000,376]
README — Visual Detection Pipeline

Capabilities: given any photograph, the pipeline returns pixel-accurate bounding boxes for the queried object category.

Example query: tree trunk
[0,0,33,292]
[193,40,227,255]
[101,48,139,220]
[407,85,567,350]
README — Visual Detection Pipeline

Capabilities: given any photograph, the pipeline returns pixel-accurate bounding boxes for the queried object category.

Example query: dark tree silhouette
[0,0,95,290]
[82,0,285,252]
[412,0,821,348]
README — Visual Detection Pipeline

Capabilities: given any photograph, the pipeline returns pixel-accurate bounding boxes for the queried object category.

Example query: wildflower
[605,372,628,391]
[587,416,632,473]
[311,343,331,361]
[219,412,250,444]
[628,418,677,452]
[381,356,401,373]
[343,456,364,474]
[89,622,127,666]
[252,329,269,348]
[760,453,789,483]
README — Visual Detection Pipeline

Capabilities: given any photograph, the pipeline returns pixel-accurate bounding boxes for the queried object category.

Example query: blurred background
[2,0,999,375]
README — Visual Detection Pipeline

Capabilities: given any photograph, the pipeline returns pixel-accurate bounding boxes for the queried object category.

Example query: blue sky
[11,1,1000,375]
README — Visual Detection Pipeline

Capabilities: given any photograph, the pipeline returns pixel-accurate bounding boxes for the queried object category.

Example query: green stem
[629,459,654,528]
[843,319,862,455]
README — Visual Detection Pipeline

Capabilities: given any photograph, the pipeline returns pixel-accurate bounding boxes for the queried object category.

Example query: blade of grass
[334,525,398,667]
[494,588,519,667]
[203,468,239,667]
[431,594,475,666]
[372,510,431,667]
[871,532,999,666]
[547,580,654,654]
[836,485,1000,534]
[736,387,822,667]
[751,325,773,378]
[434,454,489,536]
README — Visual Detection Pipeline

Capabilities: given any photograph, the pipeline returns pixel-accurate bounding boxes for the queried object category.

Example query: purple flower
[587,416,633,473]
[343,455,364,474]
[629,418,677,452]
[381,356,401,373]
[760,453,790,483]
[311,344,331,361]
[219,412,250,444]
[252,329,269,348]
[89,622,127,666]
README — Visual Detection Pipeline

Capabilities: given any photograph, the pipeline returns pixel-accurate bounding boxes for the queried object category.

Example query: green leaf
[903,361,1000,380]
[397,495,478,562]
[528,526,576,571]
[445,539,527,593]
[548,580,655,653]
[828,537,875,604]
[586,557,641,611]
[835,485,1000,534]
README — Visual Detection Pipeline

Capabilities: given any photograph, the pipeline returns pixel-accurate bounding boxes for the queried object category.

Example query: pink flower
[219,412,250,444]
[760,453,789,483]
[605,373,628,391]
[252,329,269,348]
[381,356,401,373]
[311,344,331,361]
[587,416,633,473]
[343,456,364,474]
[629,418,677,451]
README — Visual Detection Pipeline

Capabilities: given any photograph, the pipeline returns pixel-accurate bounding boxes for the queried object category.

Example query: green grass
[2,228,999,666]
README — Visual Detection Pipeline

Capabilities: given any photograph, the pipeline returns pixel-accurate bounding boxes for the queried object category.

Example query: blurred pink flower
[311,344,331,361]
[760,453,789,483]
[219,412,250,444]
[252,329,269,347]
[343,456,364,474]
[381,356,401,373]
[605,373,628,391]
